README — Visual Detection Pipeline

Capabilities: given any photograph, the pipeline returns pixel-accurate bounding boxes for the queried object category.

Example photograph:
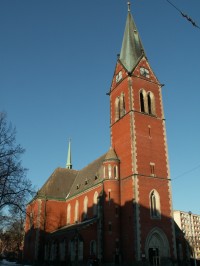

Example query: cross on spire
[127,1,131,12]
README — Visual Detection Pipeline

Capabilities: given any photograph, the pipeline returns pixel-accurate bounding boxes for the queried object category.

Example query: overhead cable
[166,0,200,29]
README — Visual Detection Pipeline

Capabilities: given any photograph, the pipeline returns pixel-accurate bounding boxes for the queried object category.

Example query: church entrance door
[148,248,160,266]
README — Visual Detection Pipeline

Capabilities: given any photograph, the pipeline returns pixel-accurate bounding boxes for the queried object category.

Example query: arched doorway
[145,227,170,266]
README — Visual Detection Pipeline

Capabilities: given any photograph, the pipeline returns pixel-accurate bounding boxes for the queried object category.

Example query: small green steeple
[119,2,145,73]
[66,139,72,169]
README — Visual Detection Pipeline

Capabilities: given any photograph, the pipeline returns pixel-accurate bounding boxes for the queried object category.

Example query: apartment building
[174,210,200,263]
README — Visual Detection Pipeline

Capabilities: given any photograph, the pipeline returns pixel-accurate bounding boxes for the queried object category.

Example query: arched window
[90,240,97,256]
[147,92,156,115]
[93,191,98,216]
[115,97,120,121]
[108,164,112,179]
[67,204,71,224]
[50,242,57,261]
[83,196,88,219]
[120,93,126,117]
[150,190,160,218]
[69,240,76,261]
[148,93,152,114]
[74,200,79,223]
[140,89,148,113]
[59,241,66,261]
[114,165,118,179]
[103,166,106,178]
[140,91,145,112]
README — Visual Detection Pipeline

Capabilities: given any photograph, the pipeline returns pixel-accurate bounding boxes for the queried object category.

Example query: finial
[127,1,131,12]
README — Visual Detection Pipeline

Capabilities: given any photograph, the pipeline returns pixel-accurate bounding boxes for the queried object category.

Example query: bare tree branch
[0,112,35,213]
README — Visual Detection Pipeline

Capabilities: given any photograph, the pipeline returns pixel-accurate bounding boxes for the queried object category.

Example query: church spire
[66,139,72,169]
[119,2,145,73]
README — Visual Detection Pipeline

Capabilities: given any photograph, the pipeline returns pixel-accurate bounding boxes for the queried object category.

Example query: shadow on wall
[23,191,195,266]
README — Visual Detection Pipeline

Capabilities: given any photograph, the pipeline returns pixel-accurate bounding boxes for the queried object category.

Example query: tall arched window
[114,165,118,179]
[115,97,120,121]
[150,190,160,218]
[90,240,97,256]
[83,196,88,219]
[140,91,145,112]
[115,92,126,121]
[93,191,98,216]
[74,200,79,223]
[120,93,126,117]
[147,92,156,115]
[67,204,71,224]
[148,93,152,114]
[103,166,106,178]
[108,164,112,179]
[140,89,148,113]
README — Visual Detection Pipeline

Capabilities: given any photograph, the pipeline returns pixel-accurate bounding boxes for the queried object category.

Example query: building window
[148,93,152,114]
[83,196,88,220]
[140,91,145,112]
[93,191,98,216]
[90,240,97,256]
[115,97,120,121]
[67,204,71,224]
[74,200,79,223]
[120,93,126,117]
[150,190,161,218]
[108,190,111,204]
[108,164,112,179]
[140,89,156,116]
[139,89,148,113]
[69,240,76,261]
[59,241,66,261]
[147,92,156,115]
[104,166,106,178]
[150,162,155,176]
[115,92,126,122]
[114,165,118,179]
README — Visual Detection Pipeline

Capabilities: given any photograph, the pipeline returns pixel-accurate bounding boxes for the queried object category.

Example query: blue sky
[1,0,200,215]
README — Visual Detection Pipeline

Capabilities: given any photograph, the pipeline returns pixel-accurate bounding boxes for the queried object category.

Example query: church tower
[109,3,177,264]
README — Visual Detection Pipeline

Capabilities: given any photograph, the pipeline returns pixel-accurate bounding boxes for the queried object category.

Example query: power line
[166,0,200,29]
[172,163,200,182]
[147,161,200,191]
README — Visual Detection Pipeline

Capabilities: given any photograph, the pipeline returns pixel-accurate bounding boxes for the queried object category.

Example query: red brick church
[24,3,178,265]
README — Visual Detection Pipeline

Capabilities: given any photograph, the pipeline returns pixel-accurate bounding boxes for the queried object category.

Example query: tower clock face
[116,71,122,83]
[140,67,150,78]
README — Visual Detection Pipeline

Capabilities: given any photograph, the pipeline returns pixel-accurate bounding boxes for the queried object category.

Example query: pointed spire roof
[66,139,72,169]
[119,3,145,73]
[104,147,119,161]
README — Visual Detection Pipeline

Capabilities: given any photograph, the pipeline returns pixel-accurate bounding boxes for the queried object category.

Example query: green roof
[119,11,145,72]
